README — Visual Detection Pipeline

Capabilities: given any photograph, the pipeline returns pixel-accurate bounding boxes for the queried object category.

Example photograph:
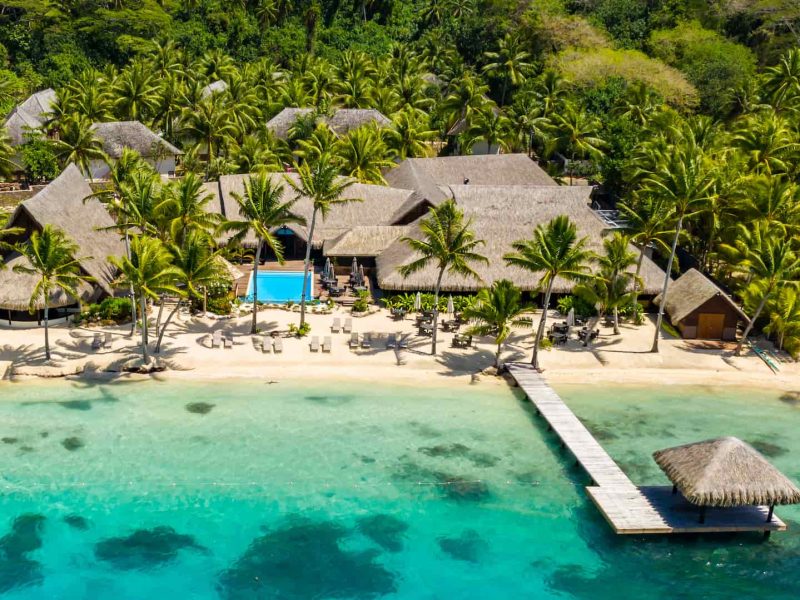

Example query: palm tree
[595,232,639,334]
[285,157,357,328]
[335,126,393,184]
[731,112,800,175]
[219,173,304,334]
[155,233,227,353]
[114,60,161,122]
[464,279,532,367]
[181,96,235,176]
[482,33,532,105]
[52,117,105,179]
[763,48,800,112]
[504,216,593,369]
[466,108,513,155]
[619,196,675,320]
[398,200,487,355]
[110,236,181,364]
[550,103,606,161]
[642,138,716,352]
[158,173,219,245]
[719,223,800,356]
[386,110,435,159]
[0,127,17,179]
[14,226,90,361]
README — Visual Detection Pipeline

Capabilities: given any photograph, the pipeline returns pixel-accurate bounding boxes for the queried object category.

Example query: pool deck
[507,363,787,536]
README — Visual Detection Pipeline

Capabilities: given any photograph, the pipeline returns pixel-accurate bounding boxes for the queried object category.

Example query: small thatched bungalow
[3,88,57,146]
[90,121,182,179]
[266,108,391,140]
[0,164,124,325]
[654,268,748,340]
[653,437,800,522]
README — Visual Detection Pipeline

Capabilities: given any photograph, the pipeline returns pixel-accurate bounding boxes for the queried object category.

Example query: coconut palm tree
[482,33,532,105]
[335,126,393,184]
[181,96,235,176]
[110,236,181,364]
[155,232,227,353]
[504,215,593,370]
[619,196,675,320]
[642,137,716,352]
[219,173,304,334]
[719,222,800,356]
[764,286,800,357]
[464,279,532,367]
[595,232,639,334]
[398,199,487,355]
[466,108,513,155]
[550,103,606,161]
[114,60,161,123]
[0,127,17,179]
[285,157,358,328]
[52,116,105,179]
[731,112,800,175]
[386,110,436,159]
[762,48,800,112]
[158,173,219,245]
[14,226,90,361]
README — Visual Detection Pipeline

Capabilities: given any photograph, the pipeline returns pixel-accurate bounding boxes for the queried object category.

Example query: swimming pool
[243,270,313,303]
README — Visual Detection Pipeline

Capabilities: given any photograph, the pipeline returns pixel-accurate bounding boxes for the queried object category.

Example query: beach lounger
[386,333,396,349]
[310,336,320,352]
[103,332,113,349]
[361,332,371,349]
[397,333,408,350]
[343,318,353,333]
[91,333,102,350]
[349,332,359,349]
[261,335,272,353]
[212,330,222,348]
[223,335,233,349]
[273,337,283,353]
[322,336,332,352]
[331,317,341,333]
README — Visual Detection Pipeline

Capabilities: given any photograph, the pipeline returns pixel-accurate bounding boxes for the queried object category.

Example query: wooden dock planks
[507,363,784,535]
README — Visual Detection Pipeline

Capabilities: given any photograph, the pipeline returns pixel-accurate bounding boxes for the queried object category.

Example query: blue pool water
[0,379,797,598]
[244,271,312,303]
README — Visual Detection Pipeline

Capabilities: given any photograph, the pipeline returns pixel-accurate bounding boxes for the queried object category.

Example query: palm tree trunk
[495,341,502,368]
[532,279,554,369]
[735,288,772,356]
[43,305,50,361]
[154,295,165,338]
[300,208,318,329]
[500,77,508,106]
[251,238,262,335]
[631,247,645,322]
[139,293,149,363]
[431,267,445,356]
[651,216,683,353]
[124,231,137,337]
[156,300,182,354]
[613,307,620,335]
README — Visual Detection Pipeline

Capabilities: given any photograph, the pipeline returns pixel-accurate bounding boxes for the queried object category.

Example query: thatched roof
[653,268,749,324]
[0,254,95,311]
[323,226,409,257]
[201,79,228,98]
[3,88,56,146]
[653,437,800,507]
[0,164,125,310]
[211,173,416,248]
[91,121,182,159]
[376,185,666,294]
[266,108,391,139]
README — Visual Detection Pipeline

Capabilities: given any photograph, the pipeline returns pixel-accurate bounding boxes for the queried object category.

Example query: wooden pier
[507,364,786,535]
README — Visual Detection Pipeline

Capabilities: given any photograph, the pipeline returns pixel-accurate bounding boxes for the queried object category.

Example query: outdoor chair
[223,335,233,349]
[349,332,360,349]
[331,317,341,333]
[397,334,408,350]
[361,332,372,349]
[322,336,332,353]
[91,333,102,350]
[330,286,344,297]
[386,334,397,349]
[273,337,283,353]
[390,308,406,320]
[261,335,272,353]
[211,330,222,349]
[452,334,473,348]
[103,332,113,349]
[310,336,320,352]
[343,318,353,333]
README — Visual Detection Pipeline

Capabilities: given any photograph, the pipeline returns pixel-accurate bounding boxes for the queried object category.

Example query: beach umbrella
[447,295,455,315]
[414,291,422,311]
[351,256,358,276]
[567,308,575,327]
[359,264,366,287]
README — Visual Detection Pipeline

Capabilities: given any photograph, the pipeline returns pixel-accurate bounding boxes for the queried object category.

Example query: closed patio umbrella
[567,308,575,327]
[447,295,455,315]
[359,264,366,287]
[351,256,358,276]
[324,257,333,280]
[414,291,422,312]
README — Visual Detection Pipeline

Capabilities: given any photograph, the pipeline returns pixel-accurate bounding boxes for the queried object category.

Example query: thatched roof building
[323,226,409,258]
[653,437,800,508]
[266,108,391,139]
[0,164,124,311]
[91,121,182,159]
[376,185,665,294]
[654,268,748,340]
[3,88,56,146]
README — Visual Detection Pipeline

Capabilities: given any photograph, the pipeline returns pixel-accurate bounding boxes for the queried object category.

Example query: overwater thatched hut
[653,437,800,523]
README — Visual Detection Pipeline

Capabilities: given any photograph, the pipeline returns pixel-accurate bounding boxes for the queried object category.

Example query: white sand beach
[1,305,797,392]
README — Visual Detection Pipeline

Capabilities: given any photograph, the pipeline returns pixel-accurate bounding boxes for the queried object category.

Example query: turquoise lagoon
[0,379,798,599]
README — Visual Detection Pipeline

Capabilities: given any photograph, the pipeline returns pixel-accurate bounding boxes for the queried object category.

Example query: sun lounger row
[348,332,408,350]
[309,336,332,352]
[91,332,113,350]
[255,335,283,353]
[331,318,353,333]
[211,330,233,349]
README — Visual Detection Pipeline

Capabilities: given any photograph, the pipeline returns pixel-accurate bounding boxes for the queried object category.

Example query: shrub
[352,290,370,313]
[288,322,311,337]
[207,294,233,315]
[556,295,595,317]
[75,297,132,324]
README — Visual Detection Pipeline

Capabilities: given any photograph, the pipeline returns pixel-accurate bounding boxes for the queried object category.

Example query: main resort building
[0,154,667,324]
